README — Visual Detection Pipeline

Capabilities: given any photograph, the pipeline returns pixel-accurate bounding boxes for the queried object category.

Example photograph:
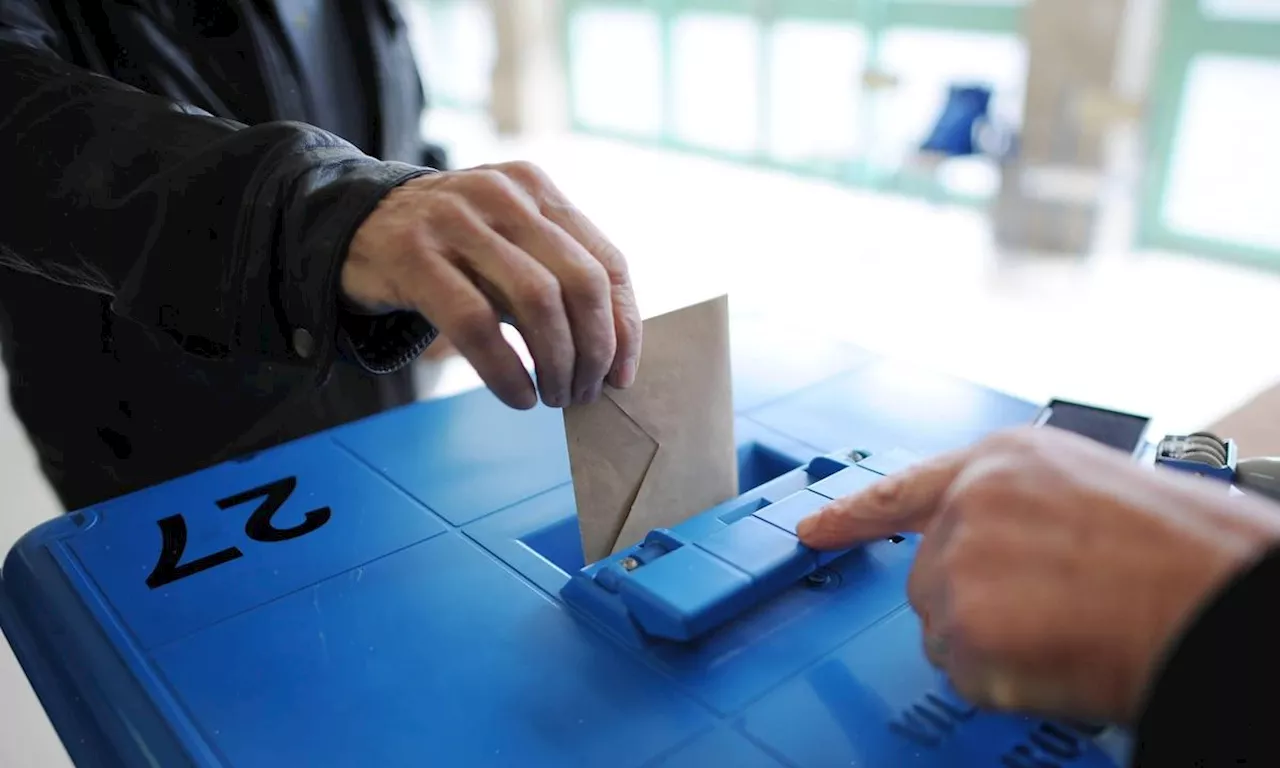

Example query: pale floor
[5,127,1280,765]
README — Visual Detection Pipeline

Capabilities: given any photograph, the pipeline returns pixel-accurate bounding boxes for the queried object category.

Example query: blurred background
[2,2,1280,764]
[403,0,1280,432]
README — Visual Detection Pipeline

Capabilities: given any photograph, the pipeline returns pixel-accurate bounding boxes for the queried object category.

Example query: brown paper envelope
[564,294,739,563]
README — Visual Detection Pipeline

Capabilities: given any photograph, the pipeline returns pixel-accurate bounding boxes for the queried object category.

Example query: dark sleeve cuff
[273,155,436,377]
[337,304,438,374]
[1130,545,1280,767]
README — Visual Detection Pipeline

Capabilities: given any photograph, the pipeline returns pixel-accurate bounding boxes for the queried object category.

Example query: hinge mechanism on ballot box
[560,449,922,648]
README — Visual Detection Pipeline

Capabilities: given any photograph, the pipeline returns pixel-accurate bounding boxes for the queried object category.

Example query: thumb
[796,448,971,550]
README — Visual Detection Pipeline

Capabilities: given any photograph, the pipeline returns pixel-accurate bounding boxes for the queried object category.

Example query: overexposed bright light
[882,0,1023,4]
[1201,0,1280,21]
[768,21,867,165]
[935,157,1001,198]
[670,13,761,154]
[408,0,495,107]
[1162,55,1280,251]
[569,8,663,137]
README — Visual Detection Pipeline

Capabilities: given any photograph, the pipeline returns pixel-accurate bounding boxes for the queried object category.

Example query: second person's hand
[342,161,642,410]
[796,426,1280,725]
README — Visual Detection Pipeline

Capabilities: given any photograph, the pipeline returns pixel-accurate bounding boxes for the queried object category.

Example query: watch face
[1038,399,1150,455]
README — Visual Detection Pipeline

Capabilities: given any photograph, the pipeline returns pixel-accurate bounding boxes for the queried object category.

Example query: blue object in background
[920,84,993,157]
[0,328,1123,768]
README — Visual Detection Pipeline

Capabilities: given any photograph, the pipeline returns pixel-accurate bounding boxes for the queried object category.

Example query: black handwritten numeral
[999,721,1089,768]
[217,476,331,543]
[888,693,978,748]
[145,515,244,589]
[1000,745,1063,768]
[890,691,1094,767]
[145,475,331,589]
[1030,723,1083,760]
[1060,719,1107,738]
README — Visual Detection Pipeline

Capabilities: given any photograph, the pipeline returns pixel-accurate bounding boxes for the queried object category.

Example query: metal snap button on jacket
[292,328,316,359]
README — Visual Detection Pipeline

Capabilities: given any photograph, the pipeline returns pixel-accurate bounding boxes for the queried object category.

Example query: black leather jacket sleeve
[1131,545,1280,766]
[0,2,435,377]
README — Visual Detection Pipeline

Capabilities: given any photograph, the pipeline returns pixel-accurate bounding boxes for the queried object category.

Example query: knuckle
[982,427,1038,456]
[450,306,501,348]
[562,261,611,305]
[514,276,561,318]
[387,223,424,256]
[953,455,1025,512]
[432,193,477,231]
[866,475,908,509]
[964,466,1017,506]
[587,235,625,269]
[468,167,510,190]
[474,169,529,208]
[989,469,1035,508]
[500,160,551,190]
[987,427,1065,470]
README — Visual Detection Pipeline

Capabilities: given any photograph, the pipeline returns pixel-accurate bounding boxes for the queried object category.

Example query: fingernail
[584,381,603,404]
[613,359,637,388]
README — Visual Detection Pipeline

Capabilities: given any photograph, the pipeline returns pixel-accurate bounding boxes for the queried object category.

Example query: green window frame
[1138,2,1280,268]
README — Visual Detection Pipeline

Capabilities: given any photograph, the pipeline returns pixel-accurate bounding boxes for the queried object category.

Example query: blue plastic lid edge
[2,512,129,767]
[0,575,125,768]
[1,512,213,767]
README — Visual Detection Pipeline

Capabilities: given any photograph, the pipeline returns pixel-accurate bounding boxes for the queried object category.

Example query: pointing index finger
[795,447,973,550]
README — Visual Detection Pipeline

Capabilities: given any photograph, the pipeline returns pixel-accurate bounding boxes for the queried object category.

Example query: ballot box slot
[519,513,586,574]
[736,441,805,494]
[510,440,813,580]
[715,498,768,525]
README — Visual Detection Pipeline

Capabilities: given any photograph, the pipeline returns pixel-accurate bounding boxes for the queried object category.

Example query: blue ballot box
[0,330,1128,768]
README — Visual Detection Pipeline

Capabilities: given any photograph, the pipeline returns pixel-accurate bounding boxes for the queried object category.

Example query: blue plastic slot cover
[562,450,913,646]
